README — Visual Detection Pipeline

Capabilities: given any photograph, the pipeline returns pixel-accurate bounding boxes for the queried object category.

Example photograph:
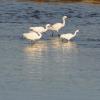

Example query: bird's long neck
[74,31,78,36]
[44,25,49,32]
[38,32,42,37]
[36,32,42,37]
[62,18,66,26]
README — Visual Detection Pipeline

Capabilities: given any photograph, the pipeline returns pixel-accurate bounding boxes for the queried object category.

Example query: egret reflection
[62,41,77,49]
[23,39,79,81]
[23,38,78,60]
[61,41,78,55]
[23,41,48,58]
[50,38,78,54]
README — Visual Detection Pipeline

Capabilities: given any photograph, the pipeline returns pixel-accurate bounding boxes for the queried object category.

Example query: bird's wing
[30,27,44,31]
[60,33,72,39]
[60,34,66,38]
[65,33,72,36]
[30,32,40,40]
[52,23,62,28]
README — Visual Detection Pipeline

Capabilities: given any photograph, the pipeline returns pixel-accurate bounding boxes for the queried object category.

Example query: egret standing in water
[30,24,50,34]
[49,16,68,36]
[23,31,42,41]
[60,29,79,41]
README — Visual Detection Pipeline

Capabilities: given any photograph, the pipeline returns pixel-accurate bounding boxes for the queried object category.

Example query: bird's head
[76,29,79,33]
[46,24,51,28]
[46,24,51,30]
[63,16,67,19]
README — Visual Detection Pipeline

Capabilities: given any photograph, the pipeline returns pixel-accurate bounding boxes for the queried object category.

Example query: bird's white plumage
[30,24,50,33]
[49,16,67,32]
[23,31,42,41]
[60,29,79,41]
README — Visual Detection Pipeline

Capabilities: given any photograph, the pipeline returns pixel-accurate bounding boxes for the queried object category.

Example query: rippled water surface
[0,0,100,100]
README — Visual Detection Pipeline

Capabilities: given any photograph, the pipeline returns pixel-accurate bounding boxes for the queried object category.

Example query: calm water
[0,0,100,100]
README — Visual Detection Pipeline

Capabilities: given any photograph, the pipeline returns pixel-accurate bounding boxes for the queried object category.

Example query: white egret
[30,24,50,33]
[23,31,42,41]
[60,29,79,41]
[49,16,68,36]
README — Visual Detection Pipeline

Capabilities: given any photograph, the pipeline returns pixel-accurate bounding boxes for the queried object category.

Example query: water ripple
[0,3,100,24]
[86,38,100,42]
[0,35,23,41]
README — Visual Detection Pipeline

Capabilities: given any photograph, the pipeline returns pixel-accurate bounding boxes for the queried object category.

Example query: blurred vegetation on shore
[17,0,100,4]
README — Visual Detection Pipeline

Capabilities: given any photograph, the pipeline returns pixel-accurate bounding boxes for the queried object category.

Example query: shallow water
[0,0,100,100]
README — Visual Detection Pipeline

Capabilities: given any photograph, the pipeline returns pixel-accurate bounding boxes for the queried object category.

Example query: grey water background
[0,0,100,100]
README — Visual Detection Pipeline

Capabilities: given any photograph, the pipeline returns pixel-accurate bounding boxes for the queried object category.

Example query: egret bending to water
[60,29,79,41]
[49,16,68,36]
[30,24,50,33]
[23,31,42,41]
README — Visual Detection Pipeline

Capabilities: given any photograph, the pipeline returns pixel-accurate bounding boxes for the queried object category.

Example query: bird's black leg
[58,34,60,37]
[51,31,53,37]
[61,39,64,42]
[30,40,34,44]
